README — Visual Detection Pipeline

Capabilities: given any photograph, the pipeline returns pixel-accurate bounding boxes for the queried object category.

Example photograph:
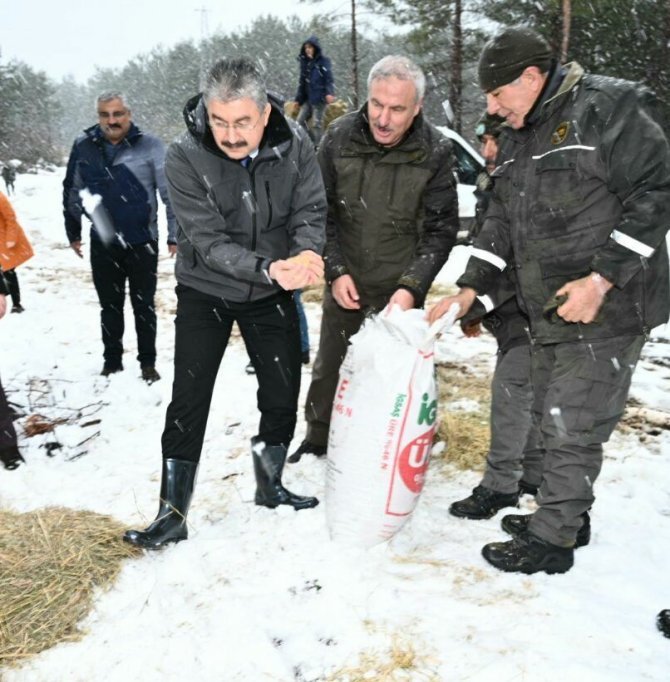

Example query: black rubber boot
[501,511,591,548]
[657,610,670,638]
[482,531,574,575]
[123,458,198,550]
[252,437,319,510]
[449,485,519,520]
[0,445,24,470]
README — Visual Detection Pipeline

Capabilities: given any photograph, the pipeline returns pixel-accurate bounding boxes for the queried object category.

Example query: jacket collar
[183,93,293,161]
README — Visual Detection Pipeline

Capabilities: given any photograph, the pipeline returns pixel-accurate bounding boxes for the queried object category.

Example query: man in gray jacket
[429,27,670,574]
[124,58,327,550]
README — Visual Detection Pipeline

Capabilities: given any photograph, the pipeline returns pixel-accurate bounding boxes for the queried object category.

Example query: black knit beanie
[478,26,553,93]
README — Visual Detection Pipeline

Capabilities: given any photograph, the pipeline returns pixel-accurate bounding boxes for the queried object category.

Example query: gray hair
[201,58,267,113]
[96,91,130,110]
[367,55,426,103]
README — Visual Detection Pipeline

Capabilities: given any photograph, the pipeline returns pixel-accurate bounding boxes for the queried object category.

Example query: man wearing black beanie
[429,26,670,574]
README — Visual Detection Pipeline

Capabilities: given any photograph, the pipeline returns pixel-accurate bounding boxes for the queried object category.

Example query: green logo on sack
[391,393,406,418]
[418,393,437,426]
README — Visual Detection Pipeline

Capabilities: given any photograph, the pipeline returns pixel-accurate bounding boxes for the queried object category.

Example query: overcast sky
[1,0,351,83]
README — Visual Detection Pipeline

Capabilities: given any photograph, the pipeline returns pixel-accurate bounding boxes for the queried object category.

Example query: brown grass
[0,507,141,668]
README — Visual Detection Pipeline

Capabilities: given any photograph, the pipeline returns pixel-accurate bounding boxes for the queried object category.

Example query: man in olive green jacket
[290,55,460,462]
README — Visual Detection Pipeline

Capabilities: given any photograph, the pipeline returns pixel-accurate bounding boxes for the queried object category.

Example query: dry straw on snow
[0,506,140,668]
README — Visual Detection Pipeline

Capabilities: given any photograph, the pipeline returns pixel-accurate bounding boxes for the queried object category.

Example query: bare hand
[0,294,6,320]
[427,288,476,324]
[70,241,83,258]
[270,250,324,290]
[332,274,361,309]
[556,273,613,324]
[168,244,178,258]
[325,95,336,104]
[386,289,415,312]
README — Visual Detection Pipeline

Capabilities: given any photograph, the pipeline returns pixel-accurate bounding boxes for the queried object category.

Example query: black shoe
[245,362,256,375]
[141,366,161,384]
[123,458,198,550]
[482,531,574,575]
[449,485,519,520]
[0,446,24,470]
[11,303,24,313]
[287,438,327,463]
[501,511,591,548]
[252,437,319,510]
[657,610,670,638]
[518,479,539,496]
[101,362,123,376]
[301,350,310,365]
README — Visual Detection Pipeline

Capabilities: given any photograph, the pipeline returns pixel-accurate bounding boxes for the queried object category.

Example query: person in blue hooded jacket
[63,91,176,383]
[293,36,335,148]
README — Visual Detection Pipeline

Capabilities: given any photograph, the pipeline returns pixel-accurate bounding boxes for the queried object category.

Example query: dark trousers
[161,285,302,463]
[528,334,645,546]
[3,269,20,306]
[0,376,18,451]
[304,287,387,446]
[90,238,158,367]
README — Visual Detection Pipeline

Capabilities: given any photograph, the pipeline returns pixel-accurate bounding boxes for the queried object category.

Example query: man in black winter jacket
[124,58,327,550]
[289,55,459,463]
[429,26,670,575]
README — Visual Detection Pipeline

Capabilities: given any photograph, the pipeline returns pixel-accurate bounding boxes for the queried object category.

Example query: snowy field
[1,170,669,681]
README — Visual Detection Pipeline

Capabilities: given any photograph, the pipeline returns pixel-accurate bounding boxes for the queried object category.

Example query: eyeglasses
[208,115,264,133]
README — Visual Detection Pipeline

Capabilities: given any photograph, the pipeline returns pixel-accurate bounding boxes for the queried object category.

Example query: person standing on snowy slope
[0,268,24,470]
[124,58,327,550]
[449,113,547,521]
[293,36,336,148]
[289,55,460,464]
[62,92,177,383]
[429,26,670,575]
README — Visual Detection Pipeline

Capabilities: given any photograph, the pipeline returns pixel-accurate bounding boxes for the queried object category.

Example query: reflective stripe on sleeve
[477,294,495,312]
[471,248,507,271]
[610,229,655,258]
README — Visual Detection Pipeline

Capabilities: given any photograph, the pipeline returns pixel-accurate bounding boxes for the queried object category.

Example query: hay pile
[434,362,492,472]
[0,507,140,668]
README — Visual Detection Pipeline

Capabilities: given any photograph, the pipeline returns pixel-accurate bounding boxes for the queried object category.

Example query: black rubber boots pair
[123,439,318,550]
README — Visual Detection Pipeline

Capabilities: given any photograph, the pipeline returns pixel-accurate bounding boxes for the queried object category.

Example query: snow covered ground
[1,170,669,681]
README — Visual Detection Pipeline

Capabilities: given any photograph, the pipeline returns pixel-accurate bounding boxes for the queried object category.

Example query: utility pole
[196,6,209,41]
[351,0,359,108]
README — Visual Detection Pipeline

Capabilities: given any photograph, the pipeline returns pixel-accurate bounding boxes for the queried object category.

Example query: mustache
[106,124,122,129]
[221,141,247,149]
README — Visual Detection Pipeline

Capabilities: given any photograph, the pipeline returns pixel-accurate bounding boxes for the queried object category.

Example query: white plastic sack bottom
[326,306,447,548]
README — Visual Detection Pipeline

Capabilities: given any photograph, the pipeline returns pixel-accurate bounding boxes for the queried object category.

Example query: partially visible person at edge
[428,26,670,575]
[293,36,336,148]
[0,268,24,470]
[0,191,33,314]
[62,91,177,383]
[2,166,16,195]
[123,57,327,550]
[449,112,548,525]
[290,54,460,464]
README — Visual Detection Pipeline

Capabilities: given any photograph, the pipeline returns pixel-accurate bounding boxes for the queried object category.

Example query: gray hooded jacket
[166,94,327,302]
